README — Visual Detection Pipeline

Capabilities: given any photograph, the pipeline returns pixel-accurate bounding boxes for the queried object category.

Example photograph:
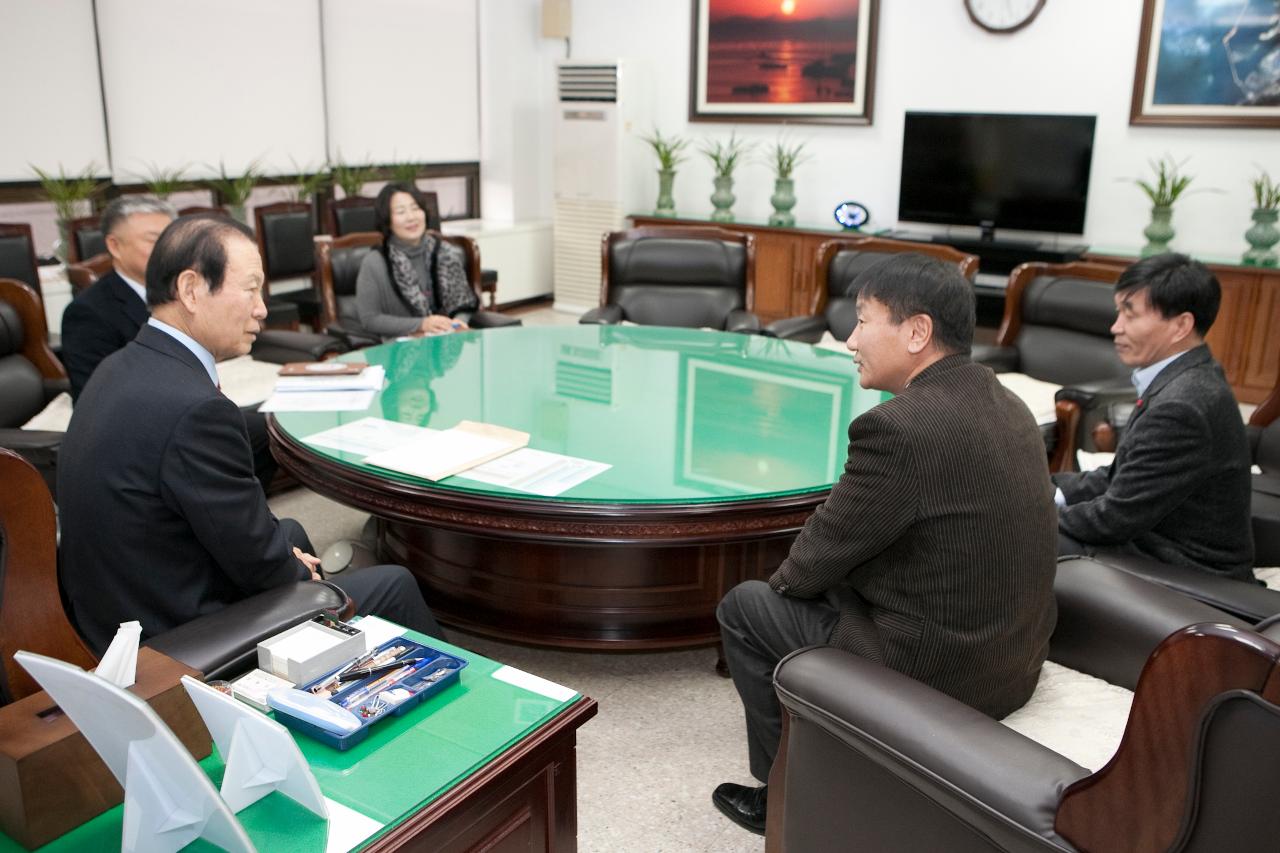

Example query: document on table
[304,417,433,457]
[455,447,610,496]
[363,420,530,481]
[275,365,385,392]
[258,389,378,412]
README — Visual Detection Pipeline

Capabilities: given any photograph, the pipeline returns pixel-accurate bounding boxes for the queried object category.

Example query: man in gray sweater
[1054,253,1254,579]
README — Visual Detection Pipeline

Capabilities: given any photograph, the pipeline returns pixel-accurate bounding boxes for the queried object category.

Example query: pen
[338,657,435,709]
[339,657,426,682]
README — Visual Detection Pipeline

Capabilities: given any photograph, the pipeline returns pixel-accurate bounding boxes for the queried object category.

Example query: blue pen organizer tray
[272,637,468,750]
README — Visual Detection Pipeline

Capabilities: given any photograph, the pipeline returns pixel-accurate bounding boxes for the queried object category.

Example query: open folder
[362,420,530,482]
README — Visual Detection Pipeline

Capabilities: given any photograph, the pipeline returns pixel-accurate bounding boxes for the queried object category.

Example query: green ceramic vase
[710,175,735,222]
[1141,204,1175,257]
[1243,208,1279,267]
[768,177,796,227]
[654,169,677,217]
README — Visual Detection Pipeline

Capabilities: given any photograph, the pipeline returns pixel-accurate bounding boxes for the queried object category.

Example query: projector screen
[322,0,480,166]
[95,0,328,180]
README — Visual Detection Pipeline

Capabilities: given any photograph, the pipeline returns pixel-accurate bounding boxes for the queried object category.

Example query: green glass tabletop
[0,632,580,853]
[273,325,886,504]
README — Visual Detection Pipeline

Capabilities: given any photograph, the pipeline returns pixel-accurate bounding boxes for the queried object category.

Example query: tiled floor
[268,486,765,853]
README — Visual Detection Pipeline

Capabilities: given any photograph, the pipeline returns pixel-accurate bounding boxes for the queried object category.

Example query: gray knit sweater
[354,240,433,339]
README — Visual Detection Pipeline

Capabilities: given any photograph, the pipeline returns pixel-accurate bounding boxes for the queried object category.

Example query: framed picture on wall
[688,0,878,124]
[1131,0,1280,128]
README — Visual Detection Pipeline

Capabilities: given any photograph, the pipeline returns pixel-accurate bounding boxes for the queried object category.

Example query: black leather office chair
[764,236,979,342]
[0,223,40,295]
[973,261,1131,471]
[1250,383,1280,567]
[0,448,350,704]
[327,197,378,237]
[66,215,106,264]
[315,231,518,350]
[581,227,759,331]
[0,279,66,496]
[765,556,1279,853]
[255,201,322,327]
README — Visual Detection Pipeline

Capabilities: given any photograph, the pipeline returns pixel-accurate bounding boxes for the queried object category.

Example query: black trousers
[279,518,443,640]
[718,580,839,783]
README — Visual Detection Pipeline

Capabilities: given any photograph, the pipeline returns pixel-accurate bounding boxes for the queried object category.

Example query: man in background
[60,196,276,484]
[1055,252,1253,579]
[713,254,1058,836]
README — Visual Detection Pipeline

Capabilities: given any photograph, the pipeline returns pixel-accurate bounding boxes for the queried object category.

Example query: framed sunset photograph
[689,0,878,124]
[1131,0,1280,127]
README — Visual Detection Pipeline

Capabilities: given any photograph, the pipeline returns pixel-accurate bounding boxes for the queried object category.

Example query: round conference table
[269,325,886,651]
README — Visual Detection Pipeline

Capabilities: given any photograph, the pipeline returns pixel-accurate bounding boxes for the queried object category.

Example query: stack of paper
[259,365,386,413]
[302,417,611,495]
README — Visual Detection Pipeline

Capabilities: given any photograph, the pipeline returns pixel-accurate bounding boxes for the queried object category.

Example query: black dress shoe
[712,782,767,835]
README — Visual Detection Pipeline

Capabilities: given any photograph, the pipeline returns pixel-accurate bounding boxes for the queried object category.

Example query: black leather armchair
[0,447,349,704]
[1250,384,1280,567]
[581,227,760,332]
[315,231,518,350]
[0,279,66,496]
[974,261,1131,471]
[255,201,323,328]
[763,236,979,343]
[66,215,106,264]
[765,556,1276,853]
[327,196,378,237]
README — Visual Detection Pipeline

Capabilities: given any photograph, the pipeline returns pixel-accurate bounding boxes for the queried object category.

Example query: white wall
[565,0,1280,257]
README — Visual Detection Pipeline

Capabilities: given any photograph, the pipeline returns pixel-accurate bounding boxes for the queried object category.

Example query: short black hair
[854,253,975,355]
[145,214,255,307]
[374,182,438,239]
[1115,252,1220,337]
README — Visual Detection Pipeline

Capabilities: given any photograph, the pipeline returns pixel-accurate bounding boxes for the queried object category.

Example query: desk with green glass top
[269,326,884,652]
[0,633,597,852]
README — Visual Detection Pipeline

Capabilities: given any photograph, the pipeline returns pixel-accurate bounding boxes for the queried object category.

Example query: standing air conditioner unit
[553,61,629,315]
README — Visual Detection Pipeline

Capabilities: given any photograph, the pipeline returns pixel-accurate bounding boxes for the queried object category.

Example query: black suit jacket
[1054,344,1254,580]
[60,270,148,401]
[58,323,305,654]
[770,354,1058,719]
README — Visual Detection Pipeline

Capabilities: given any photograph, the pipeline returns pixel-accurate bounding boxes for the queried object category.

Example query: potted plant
[700,131,754,223]
[30,163,106,262]
[389,160,422,186]
[1134,156,1194,256]
[1244,169,1280,267]
[765,136,809,228]
[330,159,377,200]
[131,162,189,199]
[641,128,689,217]
[205,159,262,224]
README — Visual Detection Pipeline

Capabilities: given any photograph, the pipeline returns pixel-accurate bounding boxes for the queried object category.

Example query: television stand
[882,230,1086,273]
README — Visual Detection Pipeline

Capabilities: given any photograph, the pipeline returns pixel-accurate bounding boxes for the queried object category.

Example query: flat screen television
[897,112,1097,238]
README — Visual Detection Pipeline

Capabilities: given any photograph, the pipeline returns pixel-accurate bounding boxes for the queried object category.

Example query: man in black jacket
[713,254,1058,835]
[61,196,277,484]
[1054,253,1254,579]
[61,196,174,401]
[59,214,440,654]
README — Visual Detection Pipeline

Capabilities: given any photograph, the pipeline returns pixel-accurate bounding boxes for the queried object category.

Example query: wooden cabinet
[1087,252,1280,404]
[630,215,842,323]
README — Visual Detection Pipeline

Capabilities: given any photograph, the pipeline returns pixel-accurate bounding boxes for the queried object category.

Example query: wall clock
[964,0,1046,34]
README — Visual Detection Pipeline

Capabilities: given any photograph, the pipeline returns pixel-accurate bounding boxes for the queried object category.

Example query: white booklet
[363,420,530,482]
[455,447,610,497]
[303,417,433,457]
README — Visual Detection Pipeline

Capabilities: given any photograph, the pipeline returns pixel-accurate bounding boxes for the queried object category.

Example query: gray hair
[100,195,177,237]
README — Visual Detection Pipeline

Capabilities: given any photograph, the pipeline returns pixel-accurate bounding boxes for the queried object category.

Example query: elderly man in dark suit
[61,195,174,400]
[60,195,277,484]
[713,254,1058,836]
[59,214,440,654]
[1054,253,1254,579]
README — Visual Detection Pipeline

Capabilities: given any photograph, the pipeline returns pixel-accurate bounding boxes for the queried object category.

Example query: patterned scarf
[386,234,479,318]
